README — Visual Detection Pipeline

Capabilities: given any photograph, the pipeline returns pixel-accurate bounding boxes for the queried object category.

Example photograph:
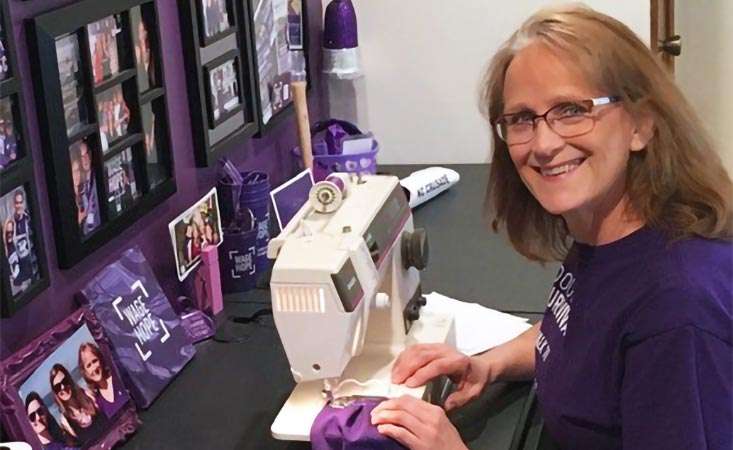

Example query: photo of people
[95,85,130,152]
[0,97,20,170]
[19,324,128,449]
[69,139,100,237]
[1,186,41,297]
[207,57,241,124]
[132,8,156,92]
[141,103,167,188]
[87,15,121,85]
[168,188,222,281]
[0,10,10,81]
[55,34,88,137]
[103,148,139,219]
[199,0,232,41]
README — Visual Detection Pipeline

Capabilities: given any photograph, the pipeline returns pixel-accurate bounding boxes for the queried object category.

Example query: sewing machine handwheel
[402,228,429,270]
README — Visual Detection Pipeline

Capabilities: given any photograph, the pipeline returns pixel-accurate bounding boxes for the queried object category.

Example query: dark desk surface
[120,164,557,450]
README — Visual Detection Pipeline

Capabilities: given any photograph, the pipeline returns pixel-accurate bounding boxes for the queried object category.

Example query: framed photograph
[69,138,101,237]
[241,0,309,134]
[55,33,90,138]
[30,0,176,269]
[0,181,48,317]
[95,84,131,152]
[0,6,11,82]
[196,0,235,46]
[0,96,21,171]
[0,308,139,448]
[141,100,170,189]
[130,6,158,93]
[179,0,258,166]
[86,15,123,86]
[203,52,243,128]
[168,188,223,281]
[103,147,140,219]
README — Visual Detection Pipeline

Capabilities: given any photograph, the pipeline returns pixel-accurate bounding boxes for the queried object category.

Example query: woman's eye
[556,103,588,116]
[507,113,534,125]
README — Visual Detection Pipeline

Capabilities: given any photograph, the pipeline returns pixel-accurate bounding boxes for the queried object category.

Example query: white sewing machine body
[267,174,455,441]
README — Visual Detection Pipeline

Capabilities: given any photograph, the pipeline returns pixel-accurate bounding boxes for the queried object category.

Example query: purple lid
[323,0,358,50]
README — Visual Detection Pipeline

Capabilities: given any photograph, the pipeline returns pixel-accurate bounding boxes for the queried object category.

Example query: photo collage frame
[0,1,49,317]
[30,0,176,269]
[243,0,309,133]
[180,0,258,166]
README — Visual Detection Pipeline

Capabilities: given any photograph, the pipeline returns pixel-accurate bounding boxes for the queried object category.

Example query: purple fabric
[311,398,407,450]
[535,227,732,450]
[78,246,196,409]
[323,0,358,49]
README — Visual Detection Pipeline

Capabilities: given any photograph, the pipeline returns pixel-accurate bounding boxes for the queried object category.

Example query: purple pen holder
[219,225,258,294]
[293,139,378,182]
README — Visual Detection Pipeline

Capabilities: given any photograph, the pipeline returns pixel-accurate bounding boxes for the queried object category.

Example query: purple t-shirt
[535,227,732,449]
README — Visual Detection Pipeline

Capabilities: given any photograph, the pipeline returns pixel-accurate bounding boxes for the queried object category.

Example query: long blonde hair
[481,4,733,262]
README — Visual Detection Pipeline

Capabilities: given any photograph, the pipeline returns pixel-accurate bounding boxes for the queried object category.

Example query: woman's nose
[530,119,565,160]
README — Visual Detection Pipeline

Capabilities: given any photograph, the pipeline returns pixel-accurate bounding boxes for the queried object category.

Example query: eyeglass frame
[492,96,622,145]
[51,376,71,394]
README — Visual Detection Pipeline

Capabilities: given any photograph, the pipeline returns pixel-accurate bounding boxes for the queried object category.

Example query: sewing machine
[267,173,455,441]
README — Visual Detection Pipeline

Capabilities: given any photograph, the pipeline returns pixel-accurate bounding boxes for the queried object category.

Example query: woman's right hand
[391,343,492,411]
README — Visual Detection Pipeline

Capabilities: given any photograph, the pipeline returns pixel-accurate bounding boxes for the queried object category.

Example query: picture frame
[0,177,49,318]
[167,188,223,281]
[195,0,237,47]
[179,0,258,167]
[239,0,310,135]
[0,308,140,448]
[203,51,244,129]
[30,0,176,269]
[0,0,48,316]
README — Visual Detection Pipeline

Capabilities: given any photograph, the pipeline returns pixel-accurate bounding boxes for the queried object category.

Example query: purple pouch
[311,397,407,450]
[78,246,196,409]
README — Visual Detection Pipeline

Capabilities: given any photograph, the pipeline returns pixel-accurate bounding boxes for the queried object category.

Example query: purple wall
[0,0,327,358]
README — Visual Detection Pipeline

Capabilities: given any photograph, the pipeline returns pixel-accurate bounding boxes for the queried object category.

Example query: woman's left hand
[371,395,467,450]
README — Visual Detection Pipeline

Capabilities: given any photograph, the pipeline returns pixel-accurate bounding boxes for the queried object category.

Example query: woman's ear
[630,108,655,152]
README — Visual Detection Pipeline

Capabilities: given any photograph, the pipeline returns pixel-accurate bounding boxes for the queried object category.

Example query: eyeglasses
[28,409,43,422]
[493,96,621,146]
[52,377,71,394]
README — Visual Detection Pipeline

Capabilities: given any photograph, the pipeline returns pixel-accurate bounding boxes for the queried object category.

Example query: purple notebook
[78,246,195,408]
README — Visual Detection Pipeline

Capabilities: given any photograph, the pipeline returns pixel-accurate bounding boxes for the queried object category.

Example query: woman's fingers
[392,344,464,385]
[375,423,419,449]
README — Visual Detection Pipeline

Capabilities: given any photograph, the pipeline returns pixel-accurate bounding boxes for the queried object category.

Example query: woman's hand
[371,395,467,450]
[392,343,491,410]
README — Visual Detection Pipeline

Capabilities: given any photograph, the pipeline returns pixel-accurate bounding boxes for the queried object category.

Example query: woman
[78,342,127,419]
[25,391,79,450]
[3,219,20,287]
[371,5,732,450]
[49,364,108,445]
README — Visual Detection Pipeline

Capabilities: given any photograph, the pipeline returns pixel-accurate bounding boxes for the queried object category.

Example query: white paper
[422,291,532,356]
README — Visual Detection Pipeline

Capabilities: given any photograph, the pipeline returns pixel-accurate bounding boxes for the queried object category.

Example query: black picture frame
[239,0,310,136]
[30,0,176,269]
[203,50,244,129]
[195,0,237,47]
[0,0,49,317]
[179,0,258,167]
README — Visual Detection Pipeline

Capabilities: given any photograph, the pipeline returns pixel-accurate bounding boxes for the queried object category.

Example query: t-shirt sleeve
[621,325,732,450]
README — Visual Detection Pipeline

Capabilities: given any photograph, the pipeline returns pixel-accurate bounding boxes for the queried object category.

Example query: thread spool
[309,174,349,213]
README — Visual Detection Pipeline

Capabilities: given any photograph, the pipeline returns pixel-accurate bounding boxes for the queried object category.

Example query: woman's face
[81,347,103,383]
[27,399,48,434]
[52,371,72,402]
[502,43,650,223]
